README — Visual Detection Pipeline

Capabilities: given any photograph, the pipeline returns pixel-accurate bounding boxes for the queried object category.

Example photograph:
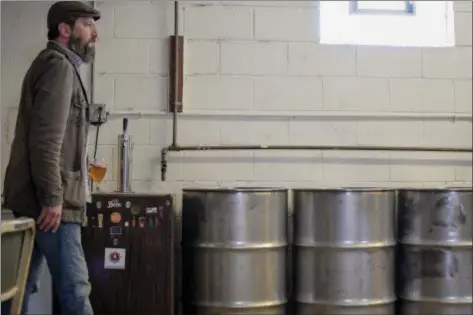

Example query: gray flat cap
[47,1,101,29]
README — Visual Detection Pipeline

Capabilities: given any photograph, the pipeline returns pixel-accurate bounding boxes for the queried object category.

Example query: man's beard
[68,34,95,63]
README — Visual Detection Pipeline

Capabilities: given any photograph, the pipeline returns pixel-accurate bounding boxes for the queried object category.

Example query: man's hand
[37,205,62,232]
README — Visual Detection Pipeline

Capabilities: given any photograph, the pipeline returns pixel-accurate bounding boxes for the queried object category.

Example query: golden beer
[89,163,107,183]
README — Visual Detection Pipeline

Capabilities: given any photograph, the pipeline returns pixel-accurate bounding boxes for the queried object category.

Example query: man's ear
[58,22,71,38]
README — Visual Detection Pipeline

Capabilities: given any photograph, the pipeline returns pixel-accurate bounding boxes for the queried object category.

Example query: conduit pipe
[110,109,473,121]
[172,0,180,149]
[160,144,472,180]
[90,1,96,103]
[160,1,473,181]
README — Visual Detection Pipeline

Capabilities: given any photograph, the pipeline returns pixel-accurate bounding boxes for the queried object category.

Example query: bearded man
[2,1,100,314]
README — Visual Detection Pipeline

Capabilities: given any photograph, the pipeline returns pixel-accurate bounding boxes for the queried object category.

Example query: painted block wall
[1,1,471,314]
[2,1,471,203]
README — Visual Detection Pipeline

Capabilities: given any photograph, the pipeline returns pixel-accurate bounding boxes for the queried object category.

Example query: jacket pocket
[63,101,87,172]
[62,171,86,209]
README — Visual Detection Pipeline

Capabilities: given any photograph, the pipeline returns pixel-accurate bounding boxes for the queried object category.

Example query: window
[320,1,455,47]
[350,1,415,15]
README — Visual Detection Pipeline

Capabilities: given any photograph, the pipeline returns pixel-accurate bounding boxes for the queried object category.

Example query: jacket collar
[47,40,83,68]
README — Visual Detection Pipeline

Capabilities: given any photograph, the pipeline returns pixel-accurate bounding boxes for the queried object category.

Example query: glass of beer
[89,157,107,191]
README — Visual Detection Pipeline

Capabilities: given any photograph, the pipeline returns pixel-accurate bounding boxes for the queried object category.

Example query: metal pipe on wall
[172,1,179,149]
[159,0,473,182]
[165,145,472,152]
[110,109,473,121]
[160,144,472,181]
[90,1,96,102]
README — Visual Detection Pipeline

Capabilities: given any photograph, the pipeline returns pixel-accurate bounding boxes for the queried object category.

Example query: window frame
[349,0,416,16]
[319,1,454,47]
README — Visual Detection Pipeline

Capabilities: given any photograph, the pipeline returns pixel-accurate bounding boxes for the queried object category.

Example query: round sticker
[109,251,120,263]
[111,212,122,223]
[131,205,140,215]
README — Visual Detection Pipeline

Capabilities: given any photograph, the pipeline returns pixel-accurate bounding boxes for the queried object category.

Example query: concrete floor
[27,264,52,314]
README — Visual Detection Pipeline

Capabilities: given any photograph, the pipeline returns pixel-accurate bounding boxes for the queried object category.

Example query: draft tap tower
[117,118,132,193]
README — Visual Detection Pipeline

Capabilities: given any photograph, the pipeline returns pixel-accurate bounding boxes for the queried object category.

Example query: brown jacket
[2,41,90,223]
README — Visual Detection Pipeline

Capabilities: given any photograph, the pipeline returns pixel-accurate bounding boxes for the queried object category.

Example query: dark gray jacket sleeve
[28,56,74,207]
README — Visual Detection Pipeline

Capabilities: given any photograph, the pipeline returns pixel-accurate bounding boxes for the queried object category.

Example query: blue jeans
[6,222,93,315]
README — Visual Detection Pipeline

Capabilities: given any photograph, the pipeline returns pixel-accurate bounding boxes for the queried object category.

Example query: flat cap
[47,1,101,29]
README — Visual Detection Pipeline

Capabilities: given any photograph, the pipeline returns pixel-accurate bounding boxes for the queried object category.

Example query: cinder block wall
[2,1,471,201]
[1,1,471,313]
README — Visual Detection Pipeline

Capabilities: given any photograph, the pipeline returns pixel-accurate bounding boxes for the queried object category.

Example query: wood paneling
[55,193,174,315]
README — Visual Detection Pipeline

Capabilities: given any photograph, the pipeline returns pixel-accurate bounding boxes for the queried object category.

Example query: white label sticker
[146,207,158,214]
[104,248,126,270]
[107,199,122,209]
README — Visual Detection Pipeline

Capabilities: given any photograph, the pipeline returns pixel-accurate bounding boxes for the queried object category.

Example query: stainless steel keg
[182,188,288,314]
[293,188,397,314]
[398,188,472,315]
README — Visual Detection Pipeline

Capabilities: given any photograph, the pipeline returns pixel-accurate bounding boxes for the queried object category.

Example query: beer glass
[89,157,107,191]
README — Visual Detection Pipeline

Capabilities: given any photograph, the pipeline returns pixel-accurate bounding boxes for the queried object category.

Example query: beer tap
[118,118,133,193]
